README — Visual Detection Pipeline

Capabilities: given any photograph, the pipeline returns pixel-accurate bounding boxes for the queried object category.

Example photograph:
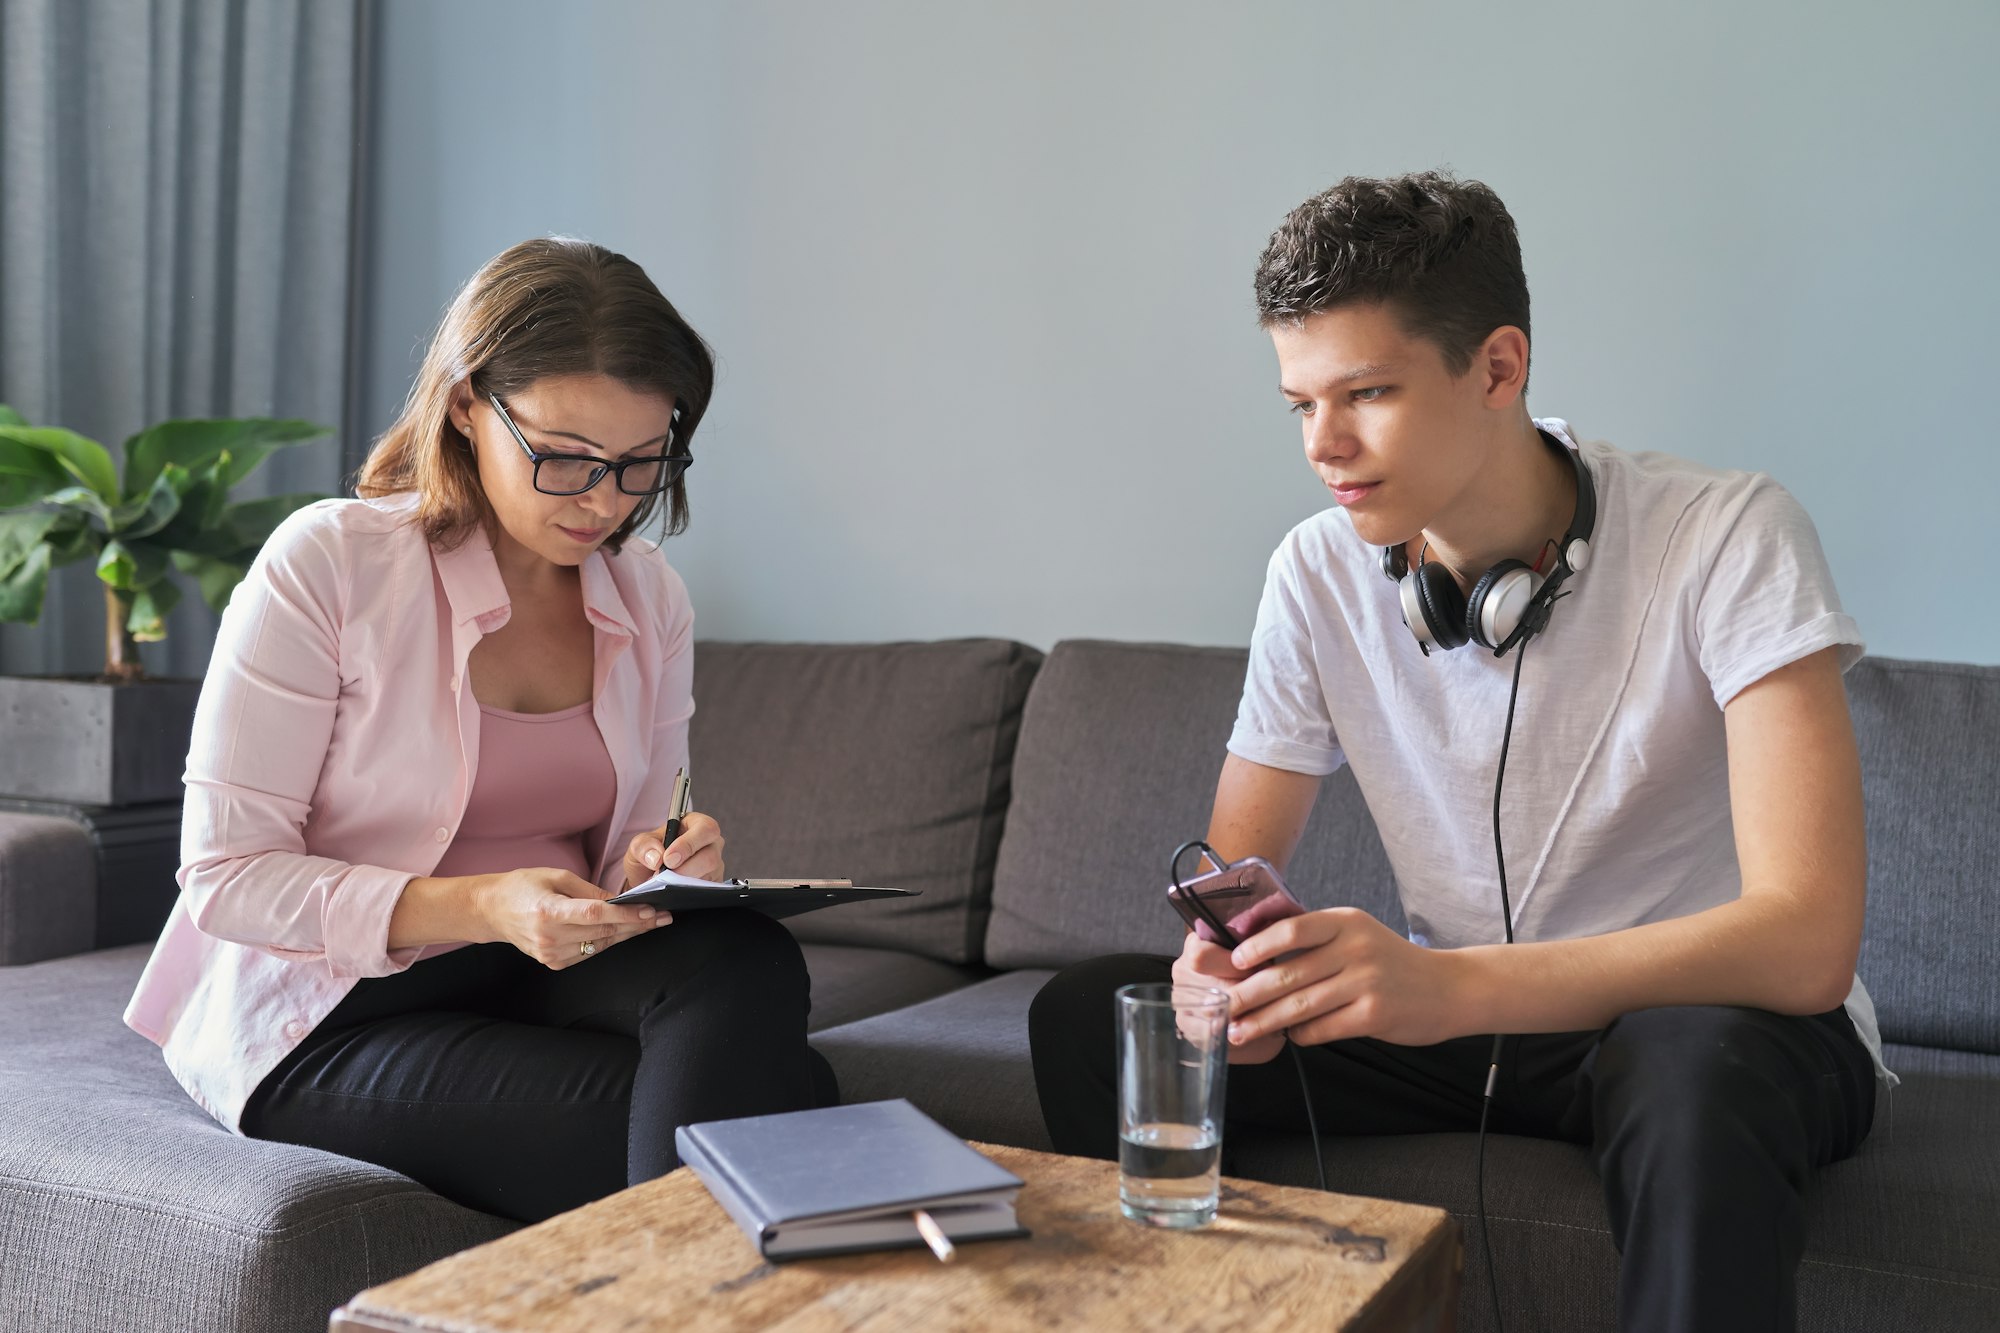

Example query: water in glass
[1119,1120,1222,1226]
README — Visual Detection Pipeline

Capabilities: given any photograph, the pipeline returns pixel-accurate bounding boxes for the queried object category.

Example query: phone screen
[1167,856,1306,950]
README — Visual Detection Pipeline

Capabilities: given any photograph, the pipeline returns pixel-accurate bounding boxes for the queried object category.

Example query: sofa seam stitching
[1459,1208,1998,1292]
[0,1178,495,1242]
[1794,1256,2000,1292]
[966,643,1026,965]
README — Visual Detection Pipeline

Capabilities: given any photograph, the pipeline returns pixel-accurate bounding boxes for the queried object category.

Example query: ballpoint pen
[911,1208,956,1263]
[663,768,691,849]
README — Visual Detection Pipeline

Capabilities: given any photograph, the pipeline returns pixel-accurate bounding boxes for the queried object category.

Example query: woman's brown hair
[357,237,715,553]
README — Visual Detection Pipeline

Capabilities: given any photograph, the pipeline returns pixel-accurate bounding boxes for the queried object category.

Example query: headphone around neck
[1378,428,1597,658]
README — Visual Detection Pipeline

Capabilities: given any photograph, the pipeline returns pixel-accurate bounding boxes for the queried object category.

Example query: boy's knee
[1029,954,1166,1047]
[1597,1006,1782,1096]
[1592,1006,1810,1173]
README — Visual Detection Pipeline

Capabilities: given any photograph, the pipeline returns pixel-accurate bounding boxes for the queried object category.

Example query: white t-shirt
[1229,419,1892,1084]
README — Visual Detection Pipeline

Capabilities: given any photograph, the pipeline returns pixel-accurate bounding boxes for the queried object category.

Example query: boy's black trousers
[1030,953,1877,1333]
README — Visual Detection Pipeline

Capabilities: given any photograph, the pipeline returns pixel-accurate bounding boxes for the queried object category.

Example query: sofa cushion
[0,804,96,960]
[0,946,516,1333]
[799,941,986,1034]
[1808,1044,2000,1314]
[690,640,1041,965]
[0,812,97,965]
[814,963,2000,1333]
[1846,657,2000,1054]
[812,970,1058,1152]
[984,641,1402,970]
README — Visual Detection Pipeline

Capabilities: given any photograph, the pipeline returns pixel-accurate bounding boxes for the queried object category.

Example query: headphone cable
[1168,842,1331,1195]
[1477,636,1529,1333]
[1287,1038,1327,1193]
[1280,629,1527,1294]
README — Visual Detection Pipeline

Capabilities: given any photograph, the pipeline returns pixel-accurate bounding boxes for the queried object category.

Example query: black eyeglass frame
[485,391,691,497]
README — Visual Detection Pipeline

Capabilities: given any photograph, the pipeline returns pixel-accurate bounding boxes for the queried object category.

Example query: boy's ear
[1478,325,1530,406]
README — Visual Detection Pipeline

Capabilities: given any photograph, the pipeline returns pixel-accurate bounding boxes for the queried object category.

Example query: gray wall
[365,0,2000,664]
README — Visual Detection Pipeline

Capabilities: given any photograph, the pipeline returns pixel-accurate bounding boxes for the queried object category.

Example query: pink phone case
[1167,854,1307,949]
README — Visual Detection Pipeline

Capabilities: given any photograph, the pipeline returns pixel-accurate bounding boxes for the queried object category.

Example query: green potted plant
[0,404,332,805]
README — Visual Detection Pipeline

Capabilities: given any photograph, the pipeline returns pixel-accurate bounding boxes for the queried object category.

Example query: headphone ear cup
[1413,562,1470,651]
[1466,559,1537,649]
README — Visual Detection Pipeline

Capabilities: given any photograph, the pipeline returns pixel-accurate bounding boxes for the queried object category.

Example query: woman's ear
[447,379,476,439]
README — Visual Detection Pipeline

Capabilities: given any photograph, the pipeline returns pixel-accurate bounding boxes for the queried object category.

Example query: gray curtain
[0,0,368,679]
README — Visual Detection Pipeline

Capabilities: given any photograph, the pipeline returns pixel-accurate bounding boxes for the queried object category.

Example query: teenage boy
[1028,172,1887,1333]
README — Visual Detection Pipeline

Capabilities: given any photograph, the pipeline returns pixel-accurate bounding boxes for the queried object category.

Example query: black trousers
[1029,954,1877,1333]
[242,908,836,1223]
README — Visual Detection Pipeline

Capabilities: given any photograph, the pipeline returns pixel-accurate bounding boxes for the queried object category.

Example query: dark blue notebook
[675,1098,1028,1260]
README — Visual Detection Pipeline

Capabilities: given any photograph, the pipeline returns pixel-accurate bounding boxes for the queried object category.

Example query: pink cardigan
[124,492,695,1131]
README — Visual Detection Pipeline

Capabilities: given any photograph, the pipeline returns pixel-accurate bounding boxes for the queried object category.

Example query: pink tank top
[431,701,617,882]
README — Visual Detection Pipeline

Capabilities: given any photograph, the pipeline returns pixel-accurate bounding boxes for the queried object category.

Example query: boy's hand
[1225,907,1469,1049]
[1173,931,1285,1064]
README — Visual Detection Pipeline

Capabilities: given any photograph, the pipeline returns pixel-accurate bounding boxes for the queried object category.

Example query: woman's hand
[473,866,668,970]
[623,811,726,889]
[1173,930,1286,1065]
[1224,907,1471,1049]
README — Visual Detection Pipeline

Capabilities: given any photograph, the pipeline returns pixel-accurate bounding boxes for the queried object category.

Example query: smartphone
[1166,853,1308,951]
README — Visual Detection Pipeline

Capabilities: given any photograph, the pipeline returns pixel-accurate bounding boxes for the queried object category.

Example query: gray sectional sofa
[2,638,1995,1331]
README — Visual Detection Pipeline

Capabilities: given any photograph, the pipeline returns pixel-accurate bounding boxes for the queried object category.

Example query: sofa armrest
[0,812,97,965]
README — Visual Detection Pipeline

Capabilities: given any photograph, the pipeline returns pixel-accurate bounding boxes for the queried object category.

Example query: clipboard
[608,868,917,921]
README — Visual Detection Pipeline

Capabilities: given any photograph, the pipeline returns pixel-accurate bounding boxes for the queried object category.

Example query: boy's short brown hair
[1254,171,1530,382]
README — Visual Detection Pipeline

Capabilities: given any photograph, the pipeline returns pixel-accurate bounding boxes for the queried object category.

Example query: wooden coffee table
[330,1143,1460,1332]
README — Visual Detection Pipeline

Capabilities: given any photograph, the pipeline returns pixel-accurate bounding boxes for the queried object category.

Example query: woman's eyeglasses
[486,392,690,496]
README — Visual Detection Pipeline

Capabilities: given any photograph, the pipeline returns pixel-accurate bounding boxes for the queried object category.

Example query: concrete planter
[0,677,202,806]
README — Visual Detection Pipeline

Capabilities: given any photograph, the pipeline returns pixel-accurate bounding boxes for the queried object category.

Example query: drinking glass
[1115,982,1229,1228]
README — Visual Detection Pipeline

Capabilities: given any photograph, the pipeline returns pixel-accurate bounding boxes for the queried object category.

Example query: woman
[125,238,833,1223]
